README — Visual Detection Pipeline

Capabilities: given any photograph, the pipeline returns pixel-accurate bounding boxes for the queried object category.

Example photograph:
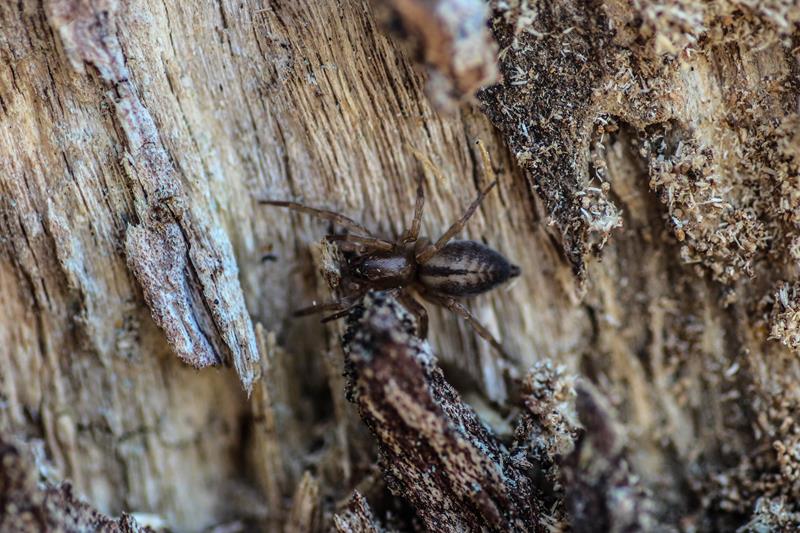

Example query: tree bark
[1,0,799,531]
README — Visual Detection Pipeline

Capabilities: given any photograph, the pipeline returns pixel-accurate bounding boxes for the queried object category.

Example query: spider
[260,143,520,354]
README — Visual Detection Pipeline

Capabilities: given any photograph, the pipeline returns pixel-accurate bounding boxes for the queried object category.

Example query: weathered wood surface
[1,0,799,531]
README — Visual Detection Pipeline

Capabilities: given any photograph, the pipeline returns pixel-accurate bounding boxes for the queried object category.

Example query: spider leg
[295,288,367,322]
[260,199,373,236]
[325,233,394,253]
[292,299,350,317]
[416,140,500,264]
[320,306,356,323]
[397,290,429,338]
[416,180,497,264]
[419,291,507,356]
[399,172,425,244]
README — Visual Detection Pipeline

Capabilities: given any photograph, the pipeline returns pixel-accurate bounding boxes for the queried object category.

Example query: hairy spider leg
[260,200,374,236]
[324,233,394,253]
[415,180,498,264]
[397,290,429,338]
[419,290,507,357]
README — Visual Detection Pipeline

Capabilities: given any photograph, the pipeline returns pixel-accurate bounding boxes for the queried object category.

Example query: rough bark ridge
[0,436,152,532]
[1,0,799,531]
[342,292,548,532]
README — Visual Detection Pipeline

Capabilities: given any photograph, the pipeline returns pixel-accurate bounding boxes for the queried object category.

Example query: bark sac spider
[261,145,520,354]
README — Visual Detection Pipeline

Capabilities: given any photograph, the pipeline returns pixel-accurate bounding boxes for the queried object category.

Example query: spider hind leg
[419,290,508,357]
[397,290,429,338]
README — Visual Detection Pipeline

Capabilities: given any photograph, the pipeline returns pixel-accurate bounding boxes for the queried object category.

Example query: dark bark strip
[342,292,548,532]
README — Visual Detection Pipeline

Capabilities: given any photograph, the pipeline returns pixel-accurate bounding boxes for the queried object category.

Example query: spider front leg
[294,291,367,323]
[260,199,374,236]
[415,180,497,264]
[415,140,500,264]
[325,233,394,253]
[420,291,507,356]
[292,298,351,317]
[397,290,428,338]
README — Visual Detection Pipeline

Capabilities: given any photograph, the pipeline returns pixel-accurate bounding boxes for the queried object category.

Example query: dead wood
[2,0,800,531]
[342,291,548,532]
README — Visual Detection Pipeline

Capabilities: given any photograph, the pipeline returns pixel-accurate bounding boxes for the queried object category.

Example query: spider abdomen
[417,240,520,297]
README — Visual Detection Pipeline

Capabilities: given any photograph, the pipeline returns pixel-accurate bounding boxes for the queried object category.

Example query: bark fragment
[510,361,579,519]
[342,291,548,532]
[46,0,259,391]
[479,1,624,275]
[285,471,321,533]
[332,491,386,533]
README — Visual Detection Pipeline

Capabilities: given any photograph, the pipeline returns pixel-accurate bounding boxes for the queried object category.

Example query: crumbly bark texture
[0,436,152,533]
[342,292,550,532]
